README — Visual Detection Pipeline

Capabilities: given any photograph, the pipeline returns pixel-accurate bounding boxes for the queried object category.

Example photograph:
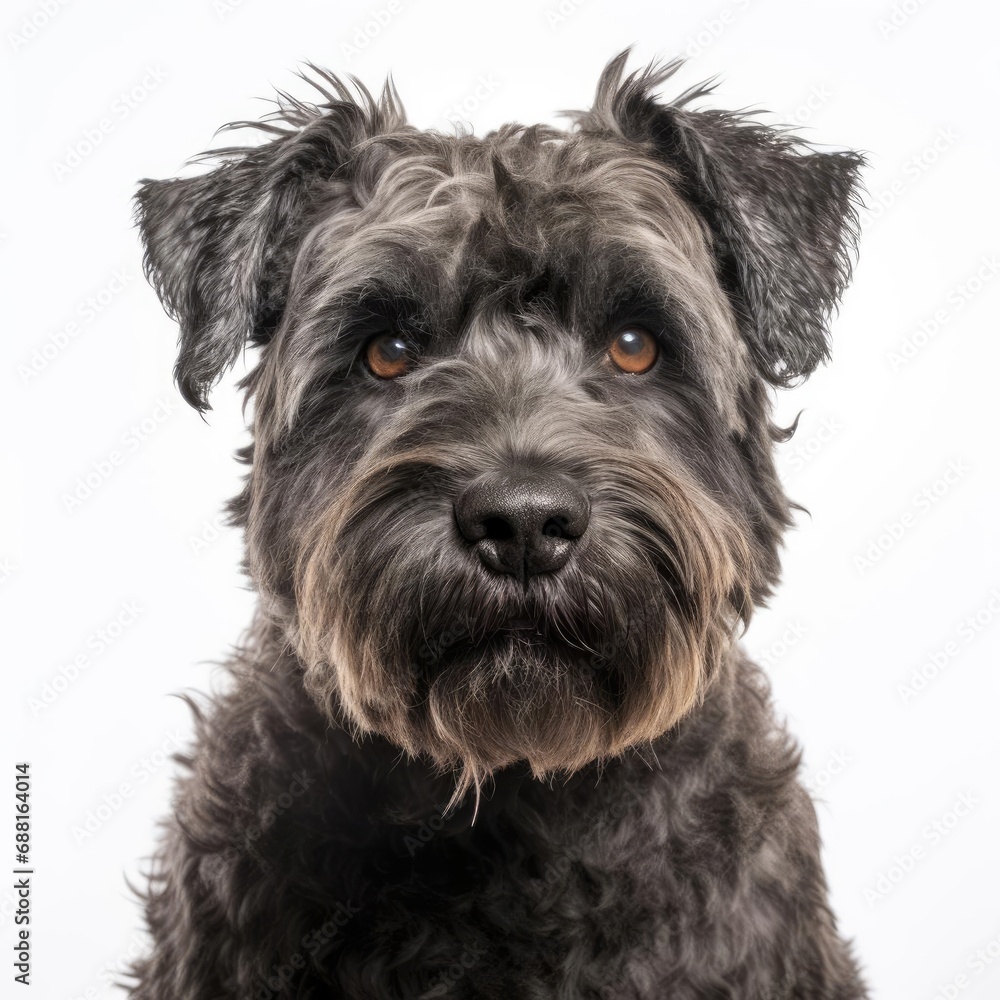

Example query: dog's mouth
[497,615,548,643]
[415,615,545,666]
[411,606,627,683]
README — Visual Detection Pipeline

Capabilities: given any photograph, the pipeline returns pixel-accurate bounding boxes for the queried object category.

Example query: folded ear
[135,72,405,410]
[585,53,865,385]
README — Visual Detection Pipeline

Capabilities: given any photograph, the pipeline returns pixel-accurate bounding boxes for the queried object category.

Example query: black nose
[455,468,590,578]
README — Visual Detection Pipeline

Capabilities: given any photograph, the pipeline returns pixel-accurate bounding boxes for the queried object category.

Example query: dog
[128,52,868,998]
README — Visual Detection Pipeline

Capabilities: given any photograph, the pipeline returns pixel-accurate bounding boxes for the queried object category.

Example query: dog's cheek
[634,372,787,609]
[240,391,383,639]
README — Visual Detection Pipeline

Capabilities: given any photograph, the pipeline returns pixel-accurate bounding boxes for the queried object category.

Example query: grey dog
[128,51,868,998]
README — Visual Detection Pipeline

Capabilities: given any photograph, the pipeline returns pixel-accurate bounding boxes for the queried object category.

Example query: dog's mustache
[314,442,751,585]
[289,436,755,782]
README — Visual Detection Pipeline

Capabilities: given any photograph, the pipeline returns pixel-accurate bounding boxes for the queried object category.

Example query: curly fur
[128,51,867,998]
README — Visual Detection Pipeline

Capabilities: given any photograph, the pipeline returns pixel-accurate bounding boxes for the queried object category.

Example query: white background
[3,0,999,997]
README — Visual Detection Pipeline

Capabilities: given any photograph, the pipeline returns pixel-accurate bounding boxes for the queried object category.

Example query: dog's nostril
[455,468,590,578]
[542,516,569,539]
[482,516,516,541]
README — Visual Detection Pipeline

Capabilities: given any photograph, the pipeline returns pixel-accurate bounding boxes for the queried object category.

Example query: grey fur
[129,52,867,998]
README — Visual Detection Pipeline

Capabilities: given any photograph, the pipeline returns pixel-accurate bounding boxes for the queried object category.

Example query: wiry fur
[129,52,867,998]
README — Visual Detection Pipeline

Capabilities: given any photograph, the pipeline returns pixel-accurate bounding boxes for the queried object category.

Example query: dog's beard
[293,442,755,794]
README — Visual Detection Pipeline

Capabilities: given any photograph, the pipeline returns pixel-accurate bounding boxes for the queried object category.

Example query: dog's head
[136,53,863,789]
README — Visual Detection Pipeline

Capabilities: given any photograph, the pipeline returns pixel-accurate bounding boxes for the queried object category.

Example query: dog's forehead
[350,128,709,262]
[304,127,734,332]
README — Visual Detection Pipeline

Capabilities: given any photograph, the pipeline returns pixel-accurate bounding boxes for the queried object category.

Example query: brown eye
[365,332,413,379]
[607,326,658,374]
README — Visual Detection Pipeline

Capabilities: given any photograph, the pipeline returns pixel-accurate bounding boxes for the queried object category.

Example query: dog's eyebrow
[600,283,686,340]
[603,284,667,326]
[328,289,430,343]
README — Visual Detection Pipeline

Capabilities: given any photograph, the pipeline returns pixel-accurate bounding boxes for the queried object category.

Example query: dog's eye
[607,326,658,374]
[365,332,413,379]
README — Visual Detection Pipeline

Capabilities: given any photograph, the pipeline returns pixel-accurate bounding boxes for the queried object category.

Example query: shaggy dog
[128,52,868,998]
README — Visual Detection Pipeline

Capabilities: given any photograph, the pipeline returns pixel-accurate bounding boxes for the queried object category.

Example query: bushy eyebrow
[310,287,431,352]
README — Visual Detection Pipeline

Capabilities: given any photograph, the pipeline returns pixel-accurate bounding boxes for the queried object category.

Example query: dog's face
[137,54,862,787]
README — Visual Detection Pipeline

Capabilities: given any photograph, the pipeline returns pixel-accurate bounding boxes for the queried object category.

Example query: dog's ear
[586,53,865,385]
[135,73,405,410]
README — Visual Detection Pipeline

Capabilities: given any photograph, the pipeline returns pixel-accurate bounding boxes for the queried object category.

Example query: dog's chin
[297,609,723,793]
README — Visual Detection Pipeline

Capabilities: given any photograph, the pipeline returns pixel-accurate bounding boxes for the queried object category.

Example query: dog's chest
[320,772,791,998]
